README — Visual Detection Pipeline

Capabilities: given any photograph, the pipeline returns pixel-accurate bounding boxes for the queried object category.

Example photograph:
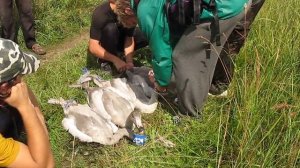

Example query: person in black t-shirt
[87,0,148,73]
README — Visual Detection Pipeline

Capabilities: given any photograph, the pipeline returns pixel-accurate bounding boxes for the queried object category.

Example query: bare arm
[27,84,48,134]
[89,39,127,71]
[5,82,54,168]
[124,36,135,69]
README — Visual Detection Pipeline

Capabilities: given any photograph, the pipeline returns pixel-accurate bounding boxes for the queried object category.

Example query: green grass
[23,0,300,167]
[12,0,98,46]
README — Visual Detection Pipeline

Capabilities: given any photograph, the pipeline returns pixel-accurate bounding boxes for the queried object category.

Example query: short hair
[114,0,133,27]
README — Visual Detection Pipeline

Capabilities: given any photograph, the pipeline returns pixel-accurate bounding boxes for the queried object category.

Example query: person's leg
[101,23,121,56]
[172,9,247,117]
[87,22,121,71]
[0,0,17,42]
[133,27,148,50]
[15,0,36,49]
[211,0,265,94]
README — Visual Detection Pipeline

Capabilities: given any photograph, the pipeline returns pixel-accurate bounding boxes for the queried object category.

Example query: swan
[48,98,133,145]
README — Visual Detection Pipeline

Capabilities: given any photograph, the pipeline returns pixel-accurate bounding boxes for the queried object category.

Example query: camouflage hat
[0,38,40,83]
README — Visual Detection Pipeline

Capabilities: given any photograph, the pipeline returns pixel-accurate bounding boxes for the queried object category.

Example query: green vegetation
[32,0,98,45]
[24,0,300,167]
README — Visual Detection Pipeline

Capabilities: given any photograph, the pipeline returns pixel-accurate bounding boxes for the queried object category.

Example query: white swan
[75,67,158,132]
[48,98,133,145]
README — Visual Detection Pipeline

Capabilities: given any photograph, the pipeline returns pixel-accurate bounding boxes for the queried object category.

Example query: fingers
[148,70,154,76]
[4,82,30,108]
[148,70,155,84]
[126,62,134,70]
[148,71,167,92]
[118,66,127,72]
[114,59,127,72]
[116,61,134,72]
[154,82,167,93]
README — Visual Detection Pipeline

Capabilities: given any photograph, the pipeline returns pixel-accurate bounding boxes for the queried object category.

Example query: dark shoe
[31,44,46,55]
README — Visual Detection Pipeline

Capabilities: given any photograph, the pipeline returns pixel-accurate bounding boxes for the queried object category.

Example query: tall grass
[24,0,300,167]
[224,0,300,167]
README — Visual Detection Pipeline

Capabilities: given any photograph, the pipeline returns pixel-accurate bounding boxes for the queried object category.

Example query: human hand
[147,70,167,92]
[4,82,32,110]
[113,58,127,72]
[148,70,155,85]
[126,62,134,70]
[154,82,167,93]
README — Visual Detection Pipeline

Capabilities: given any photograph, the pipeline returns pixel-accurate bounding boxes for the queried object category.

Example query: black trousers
[87,23,148,68]
[101,23,148,56]
[211,0,266,94]
[0,0,36,48]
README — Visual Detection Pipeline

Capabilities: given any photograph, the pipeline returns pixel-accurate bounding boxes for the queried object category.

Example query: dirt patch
[40,28,89,64]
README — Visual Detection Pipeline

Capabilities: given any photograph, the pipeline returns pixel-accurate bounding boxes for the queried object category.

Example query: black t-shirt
[90,1,135,41]
[0,103,23,139]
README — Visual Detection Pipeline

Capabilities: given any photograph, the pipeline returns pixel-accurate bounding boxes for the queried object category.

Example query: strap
[165,0,171,21]
[165,0,221,46]
[209,0,221,46]
[193,0,201,24]
[178,0,186,25]
[133,0,140,11]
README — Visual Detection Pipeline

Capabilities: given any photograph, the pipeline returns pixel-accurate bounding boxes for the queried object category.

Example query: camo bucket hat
[0,38,40,83]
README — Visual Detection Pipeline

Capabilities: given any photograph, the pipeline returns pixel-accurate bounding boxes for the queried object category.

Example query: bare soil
[40,28,89,64]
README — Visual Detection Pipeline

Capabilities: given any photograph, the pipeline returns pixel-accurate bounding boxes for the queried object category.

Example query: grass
[23,0,300,167]
[12,0,98,46]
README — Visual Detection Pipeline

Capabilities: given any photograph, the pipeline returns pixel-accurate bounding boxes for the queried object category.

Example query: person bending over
[113,0,265,117]
[0,38,54,167]
[87,0,148,73]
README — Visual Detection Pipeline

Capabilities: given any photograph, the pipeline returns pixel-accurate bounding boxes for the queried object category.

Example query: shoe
[208,83,228,97]
[100,62,112,72]
[97,58,121,76]
[31,44,46,55]
[96,58,114,73]
[208,90,228,97]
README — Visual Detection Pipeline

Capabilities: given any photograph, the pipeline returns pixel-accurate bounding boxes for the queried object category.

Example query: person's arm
[136,2,173,88]
[89,39,127,72]
[27,84,48,134]
[5,82,54,168]
[124,36,135,69]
